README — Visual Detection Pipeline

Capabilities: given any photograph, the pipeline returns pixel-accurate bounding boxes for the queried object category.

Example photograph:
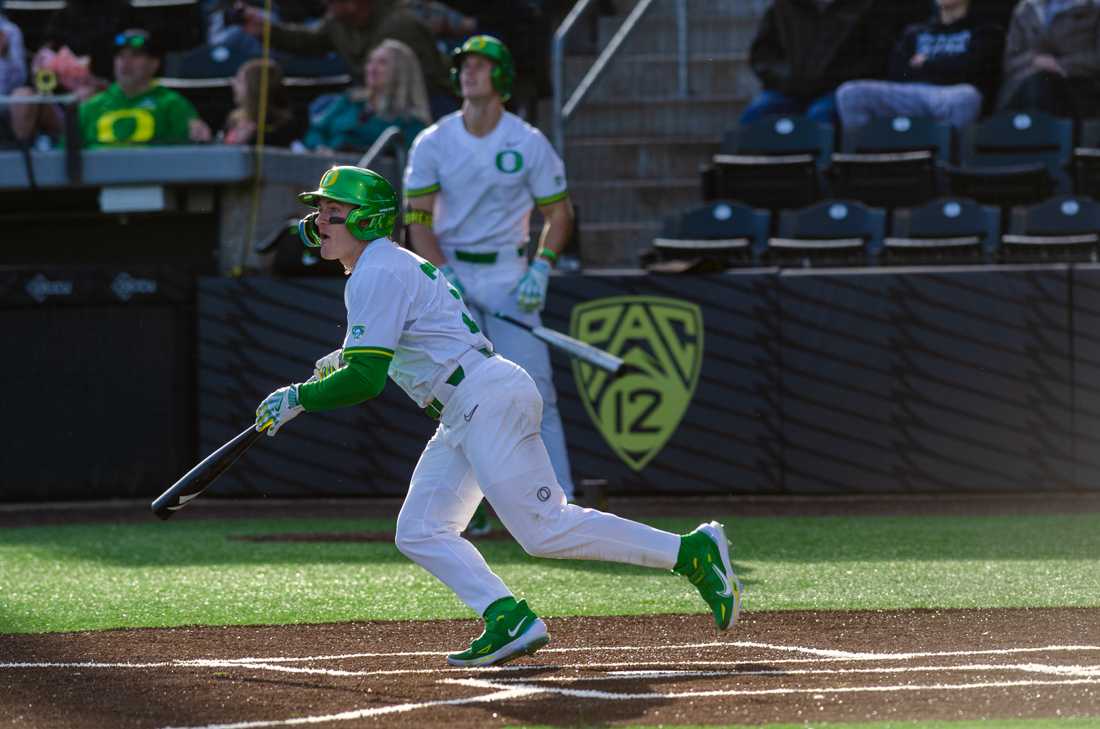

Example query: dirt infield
[3,607,1100,728]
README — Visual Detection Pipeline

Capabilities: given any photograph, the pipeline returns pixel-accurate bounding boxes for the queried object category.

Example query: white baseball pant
[451,252,576,500]
[394,355,679,615]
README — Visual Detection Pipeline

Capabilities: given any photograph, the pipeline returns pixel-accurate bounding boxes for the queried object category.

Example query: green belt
[425,348,494,419]
[453,246,526,264]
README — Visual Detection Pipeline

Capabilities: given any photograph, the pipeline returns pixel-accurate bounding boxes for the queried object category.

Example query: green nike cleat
[447,598,550,668]
[673,521,743,630]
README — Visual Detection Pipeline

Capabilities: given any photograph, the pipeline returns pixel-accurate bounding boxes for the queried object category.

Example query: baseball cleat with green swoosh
[447,598,549,667]
[674,521,743,630]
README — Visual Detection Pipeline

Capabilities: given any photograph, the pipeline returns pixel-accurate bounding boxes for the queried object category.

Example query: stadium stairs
[550,0,764,268]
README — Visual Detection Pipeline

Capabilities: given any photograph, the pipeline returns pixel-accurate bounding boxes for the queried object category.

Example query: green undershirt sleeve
[296,353,390,412]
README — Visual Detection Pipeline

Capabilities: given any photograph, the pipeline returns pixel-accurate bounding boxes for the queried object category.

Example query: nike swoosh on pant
[507,616,529,638]
[711,563,733,598]
[464,404,479,422]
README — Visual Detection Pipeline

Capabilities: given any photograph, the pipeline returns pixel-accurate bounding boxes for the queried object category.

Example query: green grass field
[2,511,1099,634]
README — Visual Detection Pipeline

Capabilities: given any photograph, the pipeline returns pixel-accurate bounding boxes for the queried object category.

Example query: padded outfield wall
[193,264,1100,498]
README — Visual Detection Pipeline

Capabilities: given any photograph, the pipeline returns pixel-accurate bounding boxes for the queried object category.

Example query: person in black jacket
[741,0,900,125]
[836,0,1004,130]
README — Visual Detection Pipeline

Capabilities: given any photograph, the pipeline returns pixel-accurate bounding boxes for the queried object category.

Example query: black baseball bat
[151,426,262,520]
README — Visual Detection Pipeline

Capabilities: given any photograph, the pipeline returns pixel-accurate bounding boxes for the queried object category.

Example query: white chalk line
[7,641,1099,729]
[8,640,1100,672]
[159,685,541,729]
[447,674,1100,701]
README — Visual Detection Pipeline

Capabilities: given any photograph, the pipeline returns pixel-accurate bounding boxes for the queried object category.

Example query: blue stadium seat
[945,111,1073,210]
[702,115,832,211]
[886,197,1000,265]
[1002,194,1100,263]
[829,116,951,209]
[645,201,770,271]
[769,199,885,267]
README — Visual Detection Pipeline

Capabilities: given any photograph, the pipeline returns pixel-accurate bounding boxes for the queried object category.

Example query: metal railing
[356,124,406,171]
[551,0,689,154]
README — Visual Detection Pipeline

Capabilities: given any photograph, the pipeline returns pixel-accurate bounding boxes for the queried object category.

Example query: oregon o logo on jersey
[96,108,156,143]
[495,150,523,173]
[570,296,703,471]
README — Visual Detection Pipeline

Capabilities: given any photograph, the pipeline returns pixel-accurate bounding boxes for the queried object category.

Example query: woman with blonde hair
[221,57,301,147]
[303,38,431,153]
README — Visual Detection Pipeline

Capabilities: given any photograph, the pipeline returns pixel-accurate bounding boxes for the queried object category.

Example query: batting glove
[313,349,345,380]
[514,258,551,312]
[255,384,304,437]
[440,264,466,299]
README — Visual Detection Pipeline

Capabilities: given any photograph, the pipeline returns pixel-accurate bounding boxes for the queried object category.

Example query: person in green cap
[254,164,743,668]
[77,29,211,148]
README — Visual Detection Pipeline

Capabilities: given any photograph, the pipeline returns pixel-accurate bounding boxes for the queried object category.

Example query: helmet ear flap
[298,211,322,248]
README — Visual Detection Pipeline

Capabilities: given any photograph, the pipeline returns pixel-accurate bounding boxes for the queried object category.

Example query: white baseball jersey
[341,238,493,408]
[403,110,568,252]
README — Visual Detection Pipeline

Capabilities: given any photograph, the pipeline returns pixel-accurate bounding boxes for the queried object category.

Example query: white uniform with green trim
[342,238,491,408]
[345,237,680,616]
[404,110,576,498]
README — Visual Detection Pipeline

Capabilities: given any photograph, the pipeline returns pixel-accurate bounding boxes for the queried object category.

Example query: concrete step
[564,135,719,180]
[565,94,748,136]
[578,221,662,268]
[571,177,699,222]
[598,14,758,54]
[565,52,749,99]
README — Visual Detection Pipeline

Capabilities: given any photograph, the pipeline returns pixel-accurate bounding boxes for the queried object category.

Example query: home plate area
[2,609,1100,728]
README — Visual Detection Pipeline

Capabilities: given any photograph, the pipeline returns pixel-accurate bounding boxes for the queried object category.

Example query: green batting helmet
[297,166,397,247]
[451,35,514,101]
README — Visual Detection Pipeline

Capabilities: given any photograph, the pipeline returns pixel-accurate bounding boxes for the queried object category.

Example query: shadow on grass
[1,513,1098,572]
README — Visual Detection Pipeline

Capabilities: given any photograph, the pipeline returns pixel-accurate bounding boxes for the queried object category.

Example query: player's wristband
[537,248,558,265]
[404,209,434,227]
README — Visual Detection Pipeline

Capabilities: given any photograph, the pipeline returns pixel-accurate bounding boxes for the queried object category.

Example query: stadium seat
[886,197,1000,265]
[702,115,832,211]
[2,0,63,52]
[1002,194,1100,263]
[944,111,1072,210]
[829,116,951,209]
[1072,119,1100,200]
[159,74,351,137]
[768,199,886,267]
[643,201,770,271]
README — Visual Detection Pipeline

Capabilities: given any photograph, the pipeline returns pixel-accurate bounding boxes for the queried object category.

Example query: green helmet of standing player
[450,35,514,101]
[297,166,398,247]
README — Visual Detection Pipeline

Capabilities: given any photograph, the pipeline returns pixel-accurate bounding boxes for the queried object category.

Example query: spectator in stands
[0,12,27,145]
[236,0,452,117]
[835,0,1003,130]
[401,0,477,48]
[77,29,212,148]
[741,0,898,125]
[220,58,302,146]
[8,0,133,146]
[996,0,1100,120]
[302,38,429,152]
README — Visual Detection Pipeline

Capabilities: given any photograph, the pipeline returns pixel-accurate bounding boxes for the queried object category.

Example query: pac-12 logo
[569,296,703,471]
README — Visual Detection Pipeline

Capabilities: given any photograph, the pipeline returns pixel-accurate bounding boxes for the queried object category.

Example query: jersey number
[419,261,480,334]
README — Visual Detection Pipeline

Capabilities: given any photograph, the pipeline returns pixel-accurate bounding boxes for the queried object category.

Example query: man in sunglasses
[76,29,211,148]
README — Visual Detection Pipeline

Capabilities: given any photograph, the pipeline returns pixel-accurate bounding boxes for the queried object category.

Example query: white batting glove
[255,385,304,437]
[514,258,551,312]
[440,264,466,299]
[313,349,345,380]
